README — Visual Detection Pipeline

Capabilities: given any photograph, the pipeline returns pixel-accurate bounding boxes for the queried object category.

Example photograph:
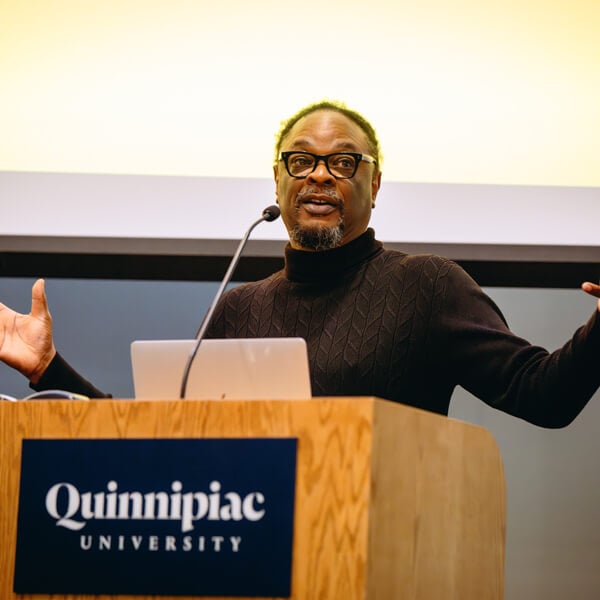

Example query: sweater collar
[284,228,383,283]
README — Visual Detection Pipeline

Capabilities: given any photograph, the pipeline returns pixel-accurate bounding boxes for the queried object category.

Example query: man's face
[274,110,381,251]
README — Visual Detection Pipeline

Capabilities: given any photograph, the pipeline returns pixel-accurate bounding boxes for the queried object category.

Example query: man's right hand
[0,279,56,383]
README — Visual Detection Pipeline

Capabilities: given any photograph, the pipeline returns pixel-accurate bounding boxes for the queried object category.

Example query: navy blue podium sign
[14,438,297,596]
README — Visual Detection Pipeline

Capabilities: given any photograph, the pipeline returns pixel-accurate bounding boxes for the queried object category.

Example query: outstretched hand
[582,281,600,312]
[0,279,56,383]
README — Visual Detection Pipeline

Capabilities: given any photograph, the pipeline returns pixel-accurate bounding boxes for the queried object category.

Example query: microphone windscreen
[262,205,281,222]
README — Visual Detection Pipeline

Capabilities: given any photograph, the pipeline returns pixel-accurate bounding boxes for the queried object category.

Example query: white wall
[1,1,599,187]
[2,173,600,252]
[3,0,599,252]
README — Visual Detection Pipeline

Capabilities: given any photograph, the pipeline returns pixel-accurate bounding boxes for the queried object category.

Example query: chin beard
[290,223,344,251]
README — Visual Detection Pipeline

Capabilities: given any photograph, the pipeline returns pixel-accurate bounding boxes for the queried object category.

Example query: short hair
[274,100,382,169]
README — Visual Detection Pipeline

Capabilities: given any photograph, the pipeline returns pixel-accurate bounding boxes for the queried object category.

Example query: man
[1,100,600,426]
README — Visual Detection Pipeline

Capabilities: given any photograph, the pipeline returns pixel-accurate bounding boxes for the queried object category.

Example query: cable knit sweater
[35,229,600,427]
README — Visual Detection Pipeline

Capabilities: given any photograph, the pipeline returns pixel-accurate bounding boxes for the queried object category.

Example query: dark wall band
[2,239,599,288]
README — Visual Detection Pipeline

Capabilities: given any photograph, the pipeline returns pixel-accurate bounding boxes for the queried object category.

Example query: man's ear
[371,170,382,208]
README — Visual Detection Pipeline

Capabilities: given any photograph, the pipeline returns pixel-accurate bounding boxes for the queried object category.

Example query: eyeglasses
[279,151,377,179]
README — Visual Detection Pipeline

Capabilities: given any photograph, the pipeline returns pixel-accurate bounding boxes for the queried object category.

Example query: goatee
[290,223,344,251]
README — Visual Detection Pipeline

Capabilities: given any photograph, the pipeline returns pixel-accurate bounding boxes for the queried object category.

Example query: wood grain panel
[0,397,505,599]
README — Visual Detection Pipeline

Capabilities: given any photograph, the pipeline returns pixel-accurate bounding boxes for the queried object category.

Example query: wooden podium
[0,397,505,599]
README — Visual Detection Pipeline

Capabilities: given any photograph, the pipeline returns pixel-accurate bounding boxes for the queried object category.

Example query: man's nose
[307,159,335,184]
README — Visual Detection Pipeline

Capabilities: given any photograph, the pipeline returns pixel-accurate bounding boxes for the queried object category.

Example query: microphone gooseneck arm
[179,205,280,399]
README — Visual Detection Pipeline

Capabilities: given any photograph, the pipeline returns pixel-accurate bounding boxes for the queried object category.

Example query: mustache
[295,187,344,206]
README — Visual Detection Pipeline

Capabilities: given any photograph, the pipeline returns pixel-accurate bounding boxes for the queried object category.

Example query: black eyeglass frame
[278,151,377,179]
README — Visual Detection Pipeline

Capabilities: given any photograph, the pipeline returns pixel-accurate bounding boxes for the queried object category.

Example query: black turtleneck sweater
[35,229,600,427]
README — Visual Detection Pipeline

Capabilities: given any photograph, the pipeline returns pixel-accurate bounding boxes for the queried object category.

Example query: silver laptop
[131,338,312,400]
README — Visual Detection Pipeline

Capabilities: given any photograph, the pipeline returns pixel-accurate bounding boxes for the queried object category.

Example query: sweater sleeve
[435,262,600,428]
[29,353,111,399]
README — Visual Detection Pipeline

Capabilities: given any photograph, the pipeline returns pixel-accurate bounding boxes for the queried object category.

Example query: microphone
[179,204,281,399]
